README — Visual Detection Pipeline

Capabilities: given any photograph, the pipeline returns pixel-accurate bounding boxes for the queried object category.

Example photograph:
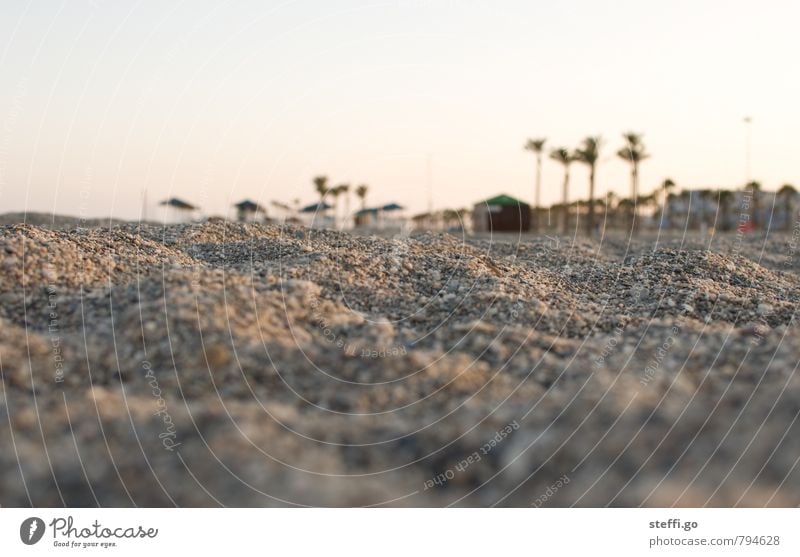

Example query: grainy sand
[1,219,799,507]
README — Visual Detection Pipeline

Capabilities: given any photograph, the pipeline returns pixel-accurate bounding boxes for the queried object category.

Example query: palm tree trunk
[587,164,595,236]
[632,164,640,231]
[333,197,339,229]
[535,154,542,232]
[628,166,635,230]
[562,166,570,234]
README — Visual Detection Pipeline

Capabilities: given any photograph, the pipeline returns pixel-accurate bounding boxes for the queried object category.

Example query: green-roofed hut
[472,194,531,232]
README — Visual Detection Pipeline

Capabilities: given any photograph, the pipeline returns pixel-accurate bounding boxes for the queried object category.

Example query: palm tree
[524,138,547,231]
[550,147,575,233]
[337,183,351,228]
[313,175,329,201]
[605,191,618,228]
[746,181,762,230]
[330,183,349,228]
[617,132,650,230]
[778,184,797,232]
[574,136,602,236]
[356,184,369,210]
[636,192,658,228]
[617,198,634,227]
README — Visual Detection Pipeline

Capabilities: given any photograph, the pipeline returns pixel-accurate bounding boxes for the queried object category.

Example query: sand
[1,218,799,507]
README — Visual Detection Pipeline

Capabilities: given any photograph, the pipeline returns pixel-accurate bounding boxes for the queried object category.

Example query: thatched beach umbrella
[233,199,266,222]
[160,197,198,222]
[379,202,405,229]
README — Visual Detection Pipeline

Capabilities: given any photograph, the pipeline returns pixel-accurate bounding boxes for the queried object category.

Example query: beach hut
[472,194,530,232]
[299,201,334,229]
[380,202,406,230]
[352,203,406,229]
[233,199,267,222]
[354,207,380,228]
[299,201,332,214]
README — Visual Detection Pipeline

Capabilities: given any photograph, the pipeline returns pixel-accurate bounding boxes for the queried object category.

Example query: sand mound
[0,224,196,292]
[1,222,799,506]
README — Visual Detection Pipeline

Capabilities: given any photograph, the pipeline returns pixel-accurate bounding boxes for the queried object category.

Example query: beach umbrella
[160,197,197,211]
[233,199,266,222]
[233,199,266,213]
[159,197,198,222]
[377,203,404,230]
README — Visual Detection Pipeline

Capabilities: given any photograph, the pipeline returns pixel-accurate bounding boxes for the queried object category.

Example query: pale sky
[0,0,798,220]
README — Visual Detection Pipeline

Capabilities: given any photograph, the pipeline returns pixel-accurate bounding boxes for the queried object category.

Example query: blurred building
[353,203,406,230]
[661,189,793,231]
[472,194,531,233]
[299,201,334,229]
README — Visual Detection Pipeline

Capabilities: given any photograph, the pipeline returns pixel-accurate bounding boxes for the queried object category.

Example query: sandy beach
[0,218,798,507]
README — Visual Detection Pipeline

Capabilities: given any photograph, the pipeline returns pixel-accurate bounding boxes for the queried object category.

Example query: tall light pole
[743,116,752,184]
[426,154,433,228]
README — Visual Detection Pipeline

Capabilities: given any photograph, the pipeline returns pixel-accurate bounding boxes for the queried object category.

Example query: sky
[0,0,798,221]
